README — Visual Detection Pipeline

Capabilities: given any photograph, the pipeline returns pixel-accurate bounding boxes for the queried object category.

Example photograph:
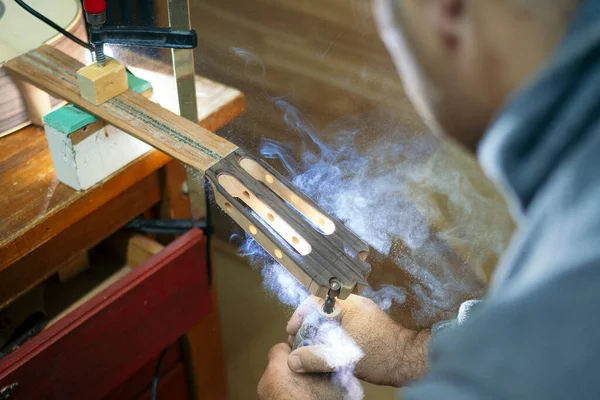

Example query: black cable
[151,347,169,400]
[204,179,214,286]
[14,0,95,51]
[126,216,208,235]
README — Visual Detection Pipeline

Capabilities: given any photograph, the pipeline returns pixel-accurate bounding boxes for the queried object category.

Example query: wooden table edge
[0,88,245,273]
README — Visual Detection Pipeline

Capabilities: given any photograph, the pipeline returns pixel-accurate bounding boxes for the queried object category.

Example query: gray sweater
[405,0,600,398]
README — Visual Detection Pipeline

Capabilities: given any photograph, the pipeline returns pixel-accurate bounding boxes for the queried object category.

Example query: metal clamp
[89,26,197,49]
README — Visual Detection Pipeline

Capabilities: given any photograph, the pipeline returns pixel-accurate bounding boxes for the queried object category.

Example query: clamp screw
[323,278,341,314]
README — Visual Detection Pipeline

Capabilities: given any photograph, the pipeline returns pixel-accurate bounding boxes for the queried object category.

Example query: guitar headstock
[206,149,371,299]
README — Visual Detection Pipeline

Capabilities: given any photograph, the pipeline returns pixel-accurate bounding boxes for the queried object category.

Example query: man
[259,0,600,398]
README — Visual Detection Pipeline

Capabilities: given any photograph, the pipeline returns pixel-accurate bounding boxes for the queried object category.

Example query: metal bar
[168,0,198,122]
[90,26,197,49]
[167,0,207,221]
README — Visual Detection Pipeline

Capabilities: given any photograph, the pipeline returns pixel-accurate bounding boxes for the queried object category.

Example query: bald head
[504,0,580,25]
[511,0,578,8]
[375,0,580,151]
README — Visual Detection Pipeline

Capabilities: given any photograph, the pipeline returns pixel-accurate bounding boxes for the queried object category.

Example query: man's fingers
[287,294,372,336]
[286,296,319,335]
[268,343,292,363]
[259,343,292,399]
[288,345,335,374]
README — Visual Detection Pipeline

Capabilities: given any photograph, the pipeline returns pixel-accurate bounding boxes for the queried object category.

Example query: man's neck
[482,1,579,111]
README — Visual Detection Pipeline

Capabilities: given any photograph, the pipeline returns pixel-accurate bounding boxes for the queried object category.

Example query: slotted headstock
[206,149,371,299]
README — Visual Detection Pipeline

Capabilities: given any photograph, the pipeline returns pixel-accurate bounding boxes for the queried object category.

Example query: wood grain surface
[77,57,129,105]
[0,125,169,273]
[0,67,244,307]
[4,45,239,172]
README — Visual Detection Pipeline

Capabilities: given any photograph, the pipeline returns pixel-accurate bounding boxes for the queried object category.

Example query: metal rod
[168,0,208,221]
[167,0,198,123]
[167,0,212,291]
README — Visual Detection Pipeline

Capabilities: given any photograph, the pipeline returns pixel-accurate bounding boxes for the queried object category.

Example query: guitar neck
[4,45,371,299]
[3,45,238,172]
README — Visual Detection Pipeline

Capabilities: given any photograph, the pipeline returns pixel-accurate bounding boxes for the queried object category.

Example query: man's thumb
[288,345,334,374]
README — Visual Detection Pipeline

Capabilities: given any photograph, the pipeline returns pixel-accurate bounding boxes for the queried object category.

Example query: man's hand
[287,295,431,387]
[257,343,361,400]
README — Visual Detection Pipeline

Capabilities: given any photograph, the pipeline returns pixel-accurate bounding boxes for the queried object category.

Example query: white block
[45,123,152,191]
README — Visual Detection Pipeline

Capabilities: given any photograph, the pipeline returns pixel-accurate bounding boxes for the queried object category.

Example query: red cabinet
[0,229,210,400]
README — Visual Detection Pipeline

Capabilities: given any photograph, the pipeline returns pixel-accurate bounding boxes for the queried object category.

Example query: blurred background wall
[109,0,515,397]
[186,2,514,397]
[180,0,514,323]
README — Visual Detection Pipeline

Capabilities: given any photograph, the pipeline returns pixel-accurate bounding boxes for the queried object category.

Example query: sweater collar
[478,0,600,220]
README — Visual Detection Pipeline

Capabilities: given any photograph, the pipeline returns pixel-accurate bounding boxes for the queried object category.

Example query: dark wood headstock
[206,149,371,299]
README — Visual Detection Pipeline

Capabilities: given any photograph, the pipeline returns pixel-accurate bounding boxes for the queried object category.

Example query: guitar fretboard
[4,45,238,172]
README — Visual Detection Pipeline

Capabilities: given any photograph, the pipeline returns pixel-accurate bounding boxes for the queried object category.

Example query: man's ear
[423,0,465,50]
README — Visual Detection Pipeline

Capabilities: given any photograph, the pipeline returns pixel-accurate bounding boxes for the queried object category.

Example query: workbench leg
[160,160,228,400]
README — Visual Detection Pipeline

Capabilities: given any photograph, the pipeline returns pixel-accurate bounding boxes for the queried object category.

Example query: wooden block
[77,58,128,105]
[56,251,90,283]
[126,235,164,268]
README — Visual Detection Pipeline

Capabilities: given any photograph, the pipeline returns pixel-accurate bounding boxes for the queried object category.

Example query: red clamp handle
[83,0,106,14]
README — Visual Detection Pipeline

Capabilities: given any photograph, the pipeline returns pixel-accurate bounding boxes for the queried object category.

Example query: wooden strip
[3,45,238,172]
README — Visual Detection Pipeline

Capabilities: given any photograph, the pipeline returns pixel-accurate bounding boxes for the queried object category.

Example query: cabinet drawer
[102,345,183,400]
[0,229,210,399]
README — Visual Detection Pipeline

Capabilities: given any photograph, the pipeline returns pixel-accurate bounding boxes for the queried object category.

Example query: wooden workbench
[0,65,244,399]
[0,75,244,308]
